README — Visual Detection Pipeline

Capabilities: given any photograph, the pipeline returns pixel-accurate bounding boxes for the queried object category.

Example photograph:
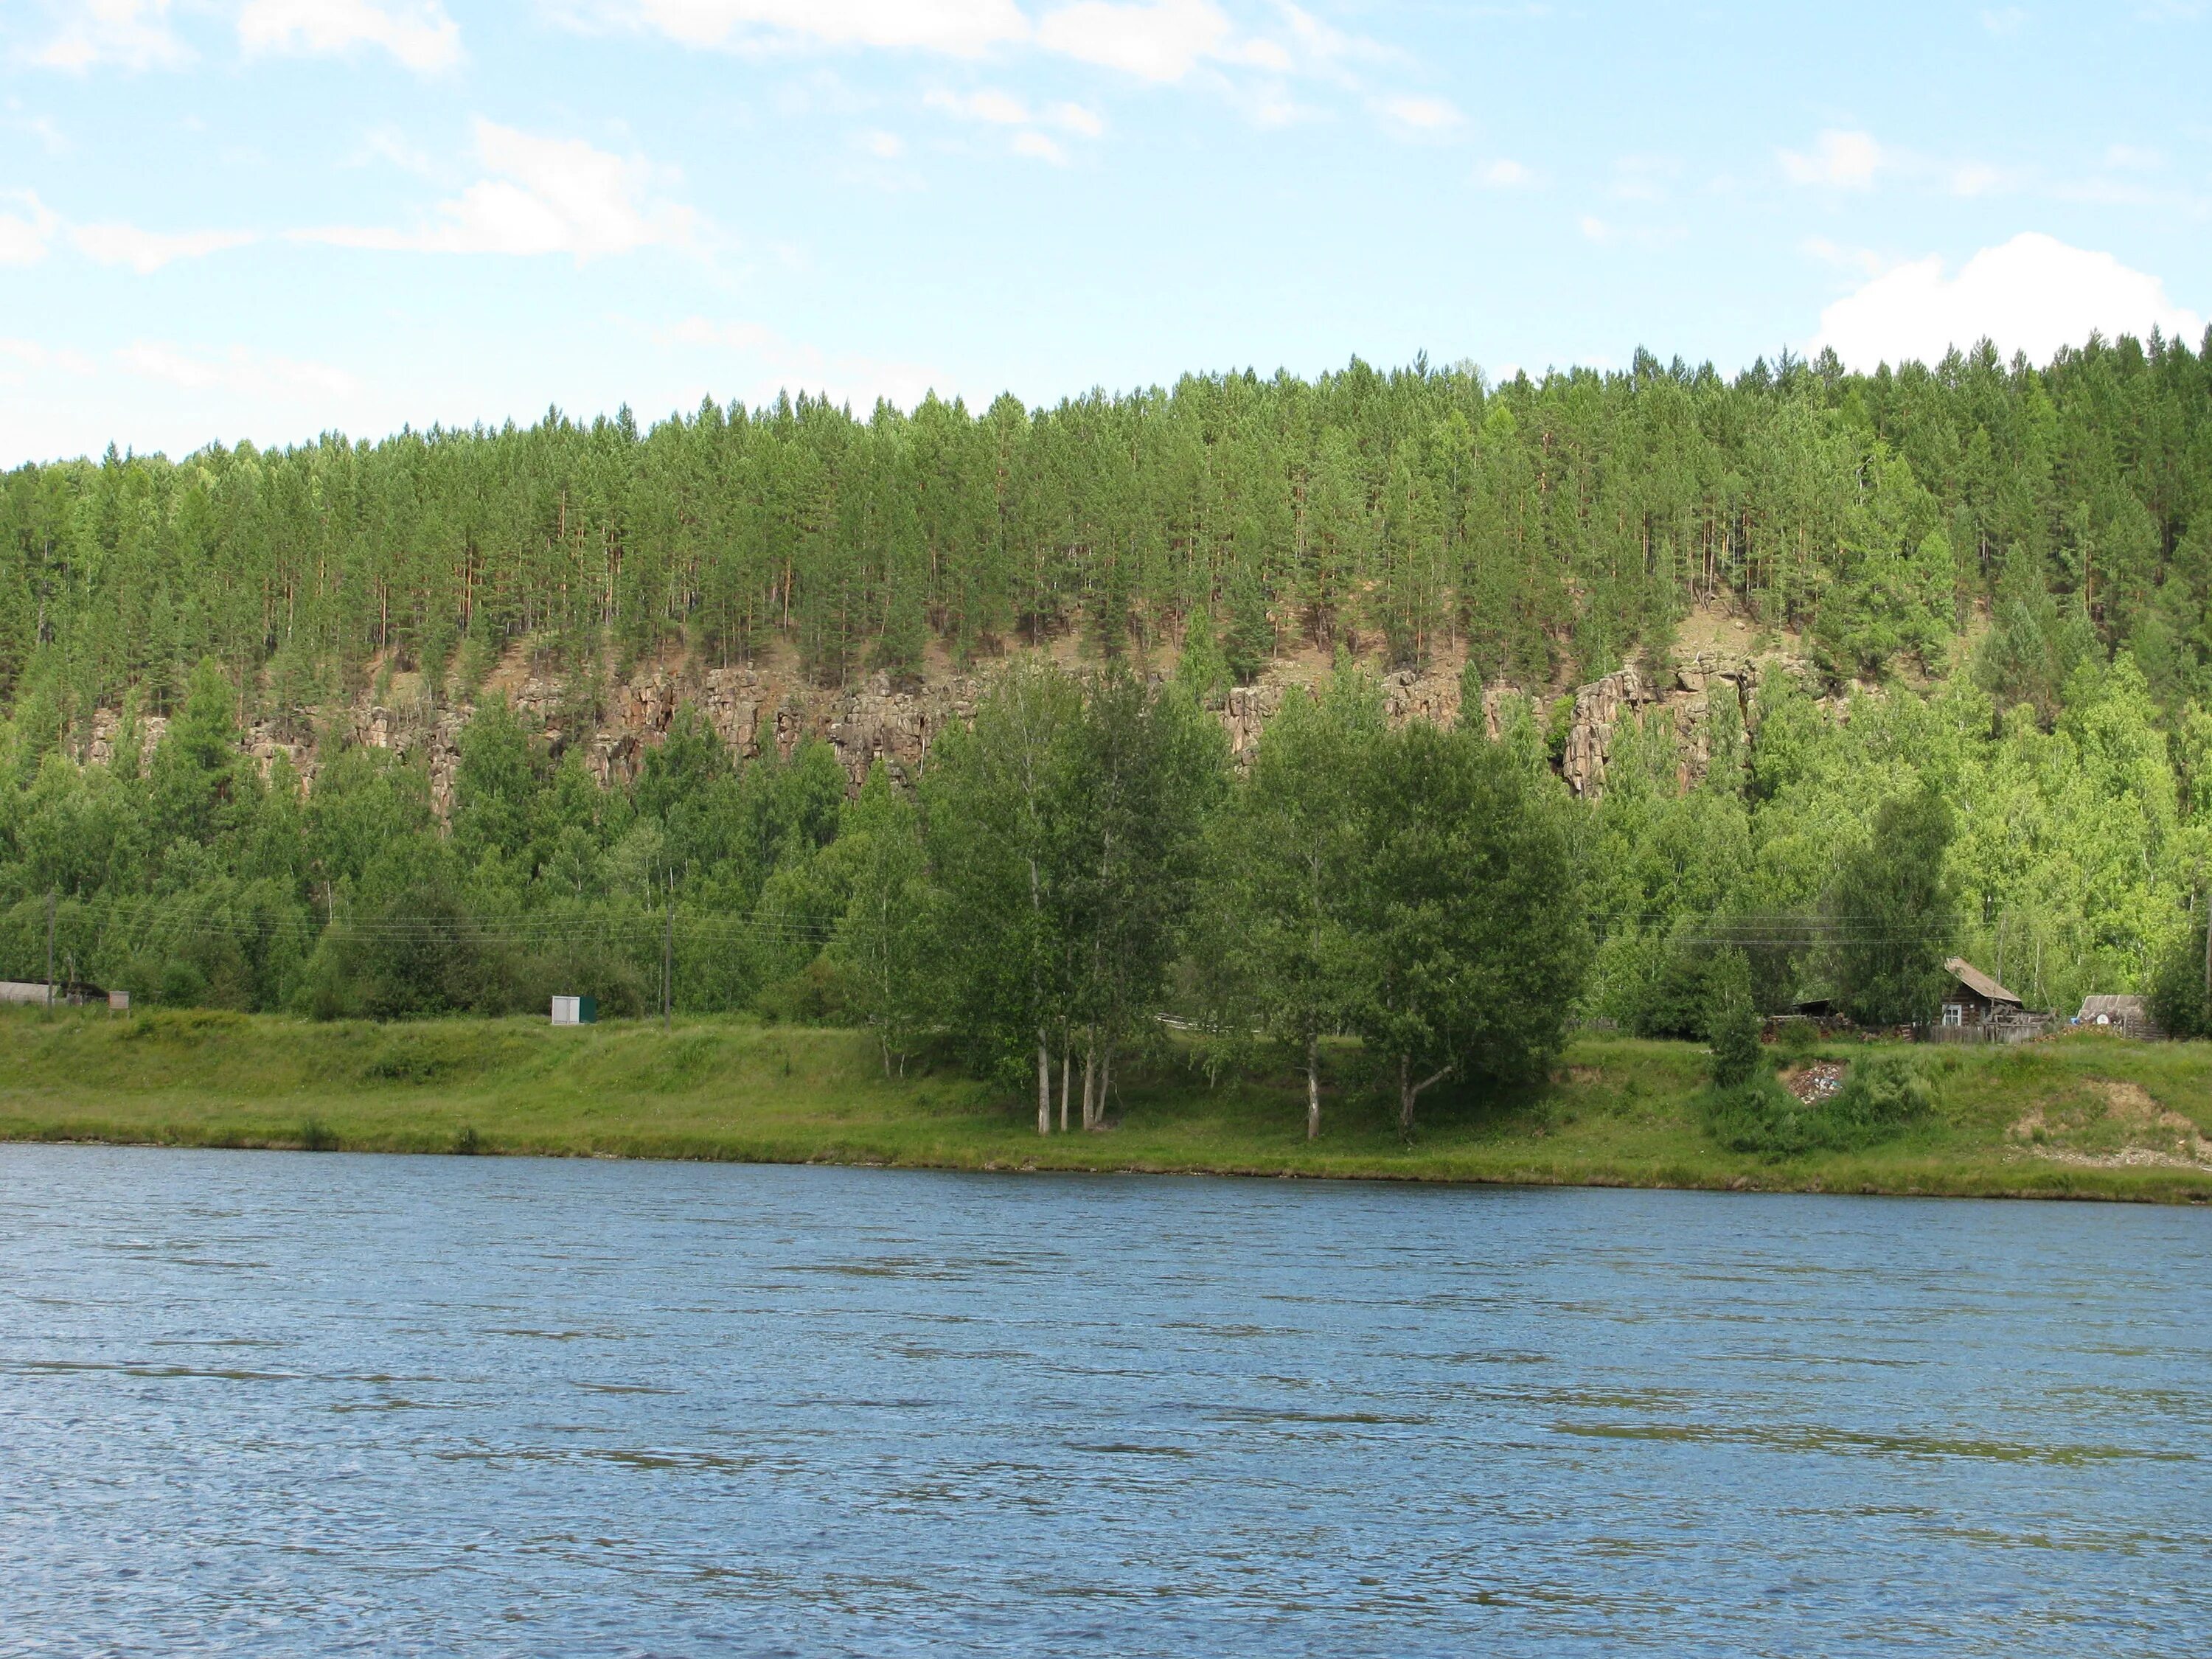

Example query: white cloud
[925,87,1101,156]
[238,0,465,73]
[1034,0,1235,82]
[0,337,97,380]
[1048,100,1105,137]
[29,0,189,72]
[0,191,59,265]
[858,128,904,159]
[1578,215,1609,243]
[604,0,1028,54]
[1376,94,1462,133]
[1812,232,2204,369]
[114,341,359,400]
[2104,144,2162,170]
[71,222,259,272]
[1475,159,1533,189]
[297,119,697,259]
[1780,128,1881,189]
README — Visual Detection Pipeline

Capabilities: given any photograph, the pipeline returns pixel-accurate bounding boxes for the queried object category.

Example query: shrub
[1772,1018,1821,1062]
[1705,1051,1934,1158]
[1826,1051,1935,1137]
[1704,949,1761,1091]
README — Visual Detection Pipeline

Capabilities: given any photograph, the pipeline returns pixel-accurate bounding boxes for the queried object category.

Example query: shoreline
[3,1009,2208,1206]
[5,1133,2206,1207]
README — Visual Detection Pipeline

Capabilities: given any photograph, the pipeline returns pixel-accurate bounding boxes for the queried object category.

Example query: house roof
[2077,995,2147,1020]
[1944,957,2024,1007]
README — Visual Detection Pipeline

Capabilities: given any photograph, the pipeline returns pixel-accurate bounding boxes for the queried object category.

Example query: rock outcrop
[69,618,1799,809]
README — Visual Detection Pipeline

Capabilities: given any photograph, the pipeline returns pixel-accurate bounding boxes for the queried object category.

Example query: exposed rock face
[75,623,1795,810]
[1559,667,1661,798]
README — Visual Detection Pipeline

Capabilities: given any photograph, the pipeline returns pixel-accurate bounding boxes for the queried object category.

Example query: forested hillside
[4,334,2212,1056]
[9,335,2212,719]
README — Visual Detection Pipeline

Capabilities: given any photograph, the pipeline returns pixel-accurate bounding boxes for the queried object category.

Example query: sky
[0,0,2207,466]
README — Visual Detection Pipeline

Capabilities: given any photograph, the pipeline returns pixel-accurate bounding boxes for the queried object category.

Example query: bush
[1827,1051,1935,1137]
[1772,1018,1821,1062]
[1704,950,1761,1091]
[2147,917,2211,1040]
[1705,1051,1934,1157]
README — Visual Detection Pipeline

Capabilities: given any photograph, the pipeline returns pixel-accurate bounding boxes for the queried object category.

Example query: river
[1,1147,2205,1655]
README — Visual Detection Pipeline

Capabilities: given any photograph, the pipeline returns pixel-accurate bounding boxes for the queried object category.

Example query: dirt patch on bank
[2008,1080,2212,1171]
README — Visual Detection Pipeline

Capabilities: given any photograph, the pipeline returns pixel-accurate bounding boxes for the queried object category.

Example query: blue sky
[1,0,2206,465]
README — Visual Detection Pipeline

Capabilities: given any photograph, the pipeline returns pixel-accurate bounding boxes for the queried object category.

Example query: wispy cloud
[72,223,260,272]
[29,0,190,72]
[925,86,1103,159]
[1375,93,1462,134]
[586,0,1420,133]
[114,339,360,400]
[585,0,1029,55]
[0,337,97,380]
[296,119,698,259]
[1779,128,1881,189]
[0,191,59,265]
[1475,158,1535,189]
[237,0,465,74]
[926,87,1034,125]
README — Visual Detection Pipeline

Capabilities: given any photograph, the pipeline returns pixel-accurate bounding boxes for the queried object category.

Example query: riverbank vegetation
[2,1006,2206,1203]
[4,336,2212,1079]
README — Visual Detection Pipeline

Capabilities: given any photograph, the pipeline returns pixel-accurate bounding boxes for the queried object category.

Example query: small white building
[552,995,598,1026]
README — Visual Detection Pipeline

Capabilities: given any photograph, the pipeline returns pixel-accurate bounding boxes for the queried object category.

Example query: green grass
[1,1005,2208,1203]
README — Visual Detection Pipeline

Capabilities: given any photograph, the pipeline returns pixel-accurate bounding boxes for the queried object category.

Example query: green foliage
[1348,720,1590,1132]
[1706,1051,1934,1156]
[1703,948,1761,1091]
[1827,783,1960,1027]
[2147,911,2211,1039]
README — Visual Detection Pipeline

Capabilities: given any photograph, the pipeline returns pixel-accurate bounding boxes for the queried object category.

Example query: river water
[1,1147,2205,1657]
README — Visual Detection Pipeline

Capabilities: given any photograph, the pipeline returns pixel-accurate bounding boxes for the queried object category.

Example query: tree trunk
[1398,1056,1451,1137]
[1306,1032,1321,1141]
[1081,1039,1096,1132]
[1093,1043,1113,1130]
[1060,1044,1071,1135]
[1037,1031,1051,1135]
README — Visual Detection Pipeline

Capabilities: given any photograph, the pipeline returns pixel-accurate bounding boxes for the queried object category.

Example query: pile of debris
[1781,1062,1846,1105]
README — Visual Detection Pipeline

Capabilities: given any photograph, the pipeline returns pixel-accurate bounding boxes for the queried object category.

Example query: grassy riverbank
[1,1006,2208,1202]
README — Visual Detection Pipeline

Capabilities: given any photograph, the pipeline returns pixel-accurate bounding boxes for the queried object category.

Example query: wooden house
[1939,958,2026,1031]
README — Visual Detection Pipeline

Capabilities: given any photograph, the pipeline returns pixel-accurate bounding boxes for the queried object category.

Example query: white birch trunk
[1306,1032,1321,1141]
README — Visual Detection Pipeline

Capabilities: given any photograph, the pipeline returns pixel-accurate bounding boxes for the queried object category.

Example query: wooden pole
[663,877,674,1032]
[46,890,56,1008]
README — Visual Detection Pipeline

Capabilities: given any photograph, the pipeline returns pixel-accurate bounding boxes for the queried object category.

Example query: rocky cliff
[78,619,1794,809]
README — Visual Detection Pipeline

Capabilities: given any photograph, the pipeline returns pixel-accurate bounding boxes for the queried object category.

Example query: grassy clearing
[1,1006,2208,1203]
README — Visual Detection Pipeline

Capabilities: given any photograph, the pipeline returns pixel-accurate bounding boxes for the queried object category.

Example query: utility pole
[663,874,674,1032]
[45,889,56,1009]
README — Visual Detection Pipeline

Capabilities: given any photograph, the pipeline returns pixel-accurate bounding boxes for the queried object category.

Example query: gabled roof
[1945,957,2024,1007]
[2077,995,2147,1020]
